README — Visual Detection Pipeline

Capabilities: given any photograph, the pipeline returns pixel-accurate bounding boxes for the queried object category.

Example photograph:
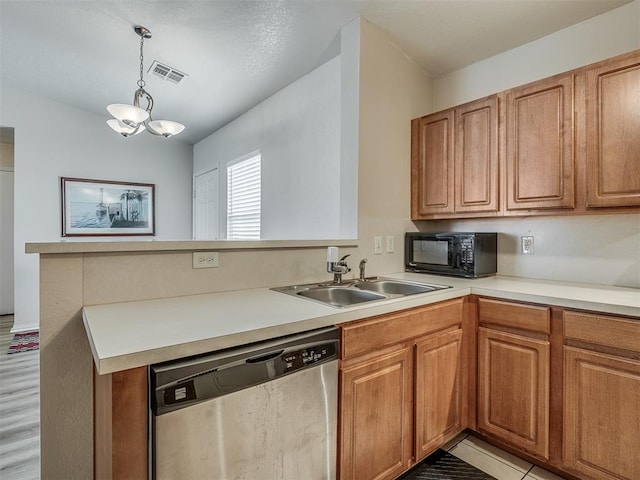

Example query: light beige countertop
[83,273,640,375]
[26,239,357,254]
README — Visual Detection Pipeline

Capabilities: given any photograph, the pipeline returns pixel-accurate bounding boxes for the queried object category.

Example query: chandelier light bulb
[107,119,146,137]
[148,120,186,137]
[106,25,184,138]
[107,104,149,124]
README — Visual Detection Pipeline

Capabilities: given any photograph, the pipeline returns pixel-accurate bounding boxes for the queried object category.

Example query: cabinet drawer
[564,311,640,352]
[478,298,550,334]
[340,299,463,360]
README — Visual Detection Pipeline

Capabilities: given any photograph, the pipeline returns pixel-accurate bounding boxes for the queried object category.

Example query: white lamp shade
[107,104,149,124]
[107,119,146,136]
[148,119,185,137]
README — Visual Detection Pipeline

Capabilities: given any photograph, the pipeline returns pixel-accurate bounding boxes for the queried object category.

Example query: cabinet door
[339,347,413,480]
[477,328,550,459]
[455,96,499,213]
[412,110,455,216]
[564,347,640,480]
[415,329,463,462]
[585,52,640,207]
[505,75,575,210]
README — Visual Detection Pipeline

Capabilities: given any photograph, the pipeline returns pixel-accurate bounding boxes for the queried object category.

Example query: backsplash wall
[415,213,640,288]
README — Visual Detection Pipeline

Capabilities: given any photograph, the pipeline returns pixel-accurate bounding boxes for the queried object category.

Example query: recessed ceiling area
[0,0,631,145]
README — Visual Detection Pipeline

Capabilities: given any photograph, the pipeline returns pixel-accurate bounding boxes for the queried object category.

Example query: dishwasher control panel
[283,342,337,373]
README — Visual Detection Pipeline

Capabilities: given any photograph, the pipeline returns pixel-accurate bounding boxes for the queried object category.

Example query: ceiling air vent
[148,60,187,84]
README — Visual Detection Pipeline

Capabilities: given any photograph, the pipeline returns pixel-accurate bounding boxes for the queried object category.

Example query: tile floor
[442,432,567,480]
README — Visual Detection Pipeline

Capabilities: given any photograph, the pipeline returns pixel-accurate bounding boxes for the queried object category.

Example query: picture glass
[61,178,155,236]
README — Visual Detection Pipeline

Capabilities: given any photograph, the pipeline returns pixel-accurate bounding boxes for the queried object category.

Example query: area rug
[7,330,39,354]
[399,449,496,480]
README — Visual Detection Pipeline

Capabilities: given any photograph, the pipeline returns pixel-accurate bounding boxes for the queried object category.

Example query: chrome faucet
[359,258,368,281]
[328,254,351,284]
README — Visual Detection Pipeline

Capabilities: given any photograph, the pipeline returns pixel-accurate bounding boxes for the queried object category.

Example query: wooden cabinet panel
[477,327,550,459]
[505,75,575,210]
[415,329,463,461]
[478,298,550,334]
[339,347,413,480]
[412,110,455,216]
[455,96,499,213]
[564,310,640,352]
[94,366,148,480]
[340,299,463,360]
[564,347,640,480]
[586,52,640,207]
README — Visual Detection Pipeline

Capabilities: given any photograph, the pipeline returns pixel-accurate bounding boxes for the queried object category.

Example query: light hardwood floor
[0,315,40,480]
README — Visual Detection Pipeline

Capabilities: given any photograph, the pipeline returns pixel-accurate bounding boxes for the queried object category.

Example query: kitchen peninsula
[28,240,640,480]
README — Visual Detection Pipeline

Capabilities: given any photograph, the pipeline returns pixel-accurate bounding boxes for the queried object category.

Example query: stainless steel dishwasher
[150,327,339,480]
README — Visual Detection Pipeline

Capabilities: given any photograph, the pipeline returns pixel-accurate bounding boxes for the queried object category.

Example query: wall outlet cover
[193,251,219,268]
[521,236,534,254]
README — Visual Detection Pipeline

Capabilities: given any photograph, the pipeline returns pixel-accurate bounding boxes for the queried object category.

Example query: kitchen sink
[272,277,450,308]
[297,286,386,307]
[354,278,445,295]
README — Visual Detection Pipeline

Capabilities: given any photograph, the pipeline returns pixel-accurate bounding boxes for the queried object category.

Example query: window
[226,153,261,240]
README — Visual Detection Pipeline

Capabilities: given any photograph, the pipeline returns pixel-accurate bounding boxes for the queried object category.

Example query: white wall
[423,1,640,288]
[355,17,433,274]
[1,86,193,332]
[433,0,640,110]
[194,56,351,240]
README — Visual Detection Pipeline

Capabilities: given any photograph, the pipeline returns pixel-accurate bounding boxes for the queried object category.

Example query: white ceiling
[0,0,631,145]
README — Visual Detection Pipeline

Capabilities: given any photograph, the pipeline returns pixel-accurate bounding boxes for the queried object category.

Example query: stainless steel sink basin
[272,277,450,308]
[297,286,386,307]
[355,278,447,295]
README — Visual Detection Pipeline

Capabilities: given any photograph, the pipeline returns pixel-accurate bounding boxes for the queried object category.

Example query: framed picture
[61,177,155,237]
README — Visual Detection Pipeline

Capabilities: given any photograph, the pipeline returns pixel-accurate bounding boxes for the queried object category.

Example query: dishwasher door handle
[246,349,284,363]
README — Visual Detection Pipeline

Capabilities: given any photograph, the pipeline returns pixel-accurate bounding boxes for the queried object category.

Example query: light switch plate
[193,251,219,268]
[374,236,383,255]
[386,235,395,253]
[521,236,534,254]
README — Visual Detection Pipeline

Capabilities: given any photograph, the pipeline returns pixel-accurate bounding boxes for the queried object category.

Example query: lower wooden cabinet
[339,347,413,480]
[414,329,463,461]
[338,299,464,480]
[562,310,640,480]
[563,347,640,480]
[477,327,550,459]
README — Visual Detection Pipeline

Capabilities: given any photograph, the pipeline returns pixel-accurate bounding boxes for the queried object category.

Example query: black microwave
[405,232,497,278]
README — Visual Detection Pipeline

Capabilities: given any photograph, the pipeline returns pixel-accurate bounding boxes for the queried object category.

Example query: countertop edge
[85,275,640,375]
[26,239,358,254]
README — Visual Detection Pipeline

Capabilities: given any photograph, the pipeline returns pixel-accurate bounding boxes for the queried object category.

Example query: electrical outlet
[193,251,219,268]
[521,236,534,254]
[374,236,383,255]
[386,235,395,253]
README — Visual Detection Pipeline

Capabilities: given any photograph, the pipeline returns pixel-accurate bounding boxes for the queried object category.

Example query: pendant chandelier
[107,26,185,138]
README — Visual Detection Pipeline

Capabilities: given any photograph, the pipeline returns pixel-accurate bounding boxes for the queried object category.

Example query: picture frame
[61,177,155,237]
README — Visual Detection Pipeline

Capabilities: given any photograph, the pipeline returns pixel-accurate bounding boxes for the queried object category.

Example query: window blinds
[227,154,261,240]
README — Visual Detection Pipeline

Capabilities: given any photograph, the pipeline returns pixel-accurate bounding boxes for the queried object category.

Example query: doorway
[0,127,15,316]
[193,166,219,240]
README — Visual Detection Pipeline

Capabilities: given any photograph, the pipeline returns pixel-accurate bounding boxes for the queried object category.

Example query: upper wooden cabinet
[411,96,499,219]
[412,110,455,216]
[411,49,640,220]
[504,74,575,211]
[585,52,640,208]
[455,96,500,214]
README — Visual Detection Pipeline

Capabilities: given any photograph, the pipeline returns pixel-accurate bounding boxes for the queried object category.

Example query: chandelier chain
[138,35,146,89]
